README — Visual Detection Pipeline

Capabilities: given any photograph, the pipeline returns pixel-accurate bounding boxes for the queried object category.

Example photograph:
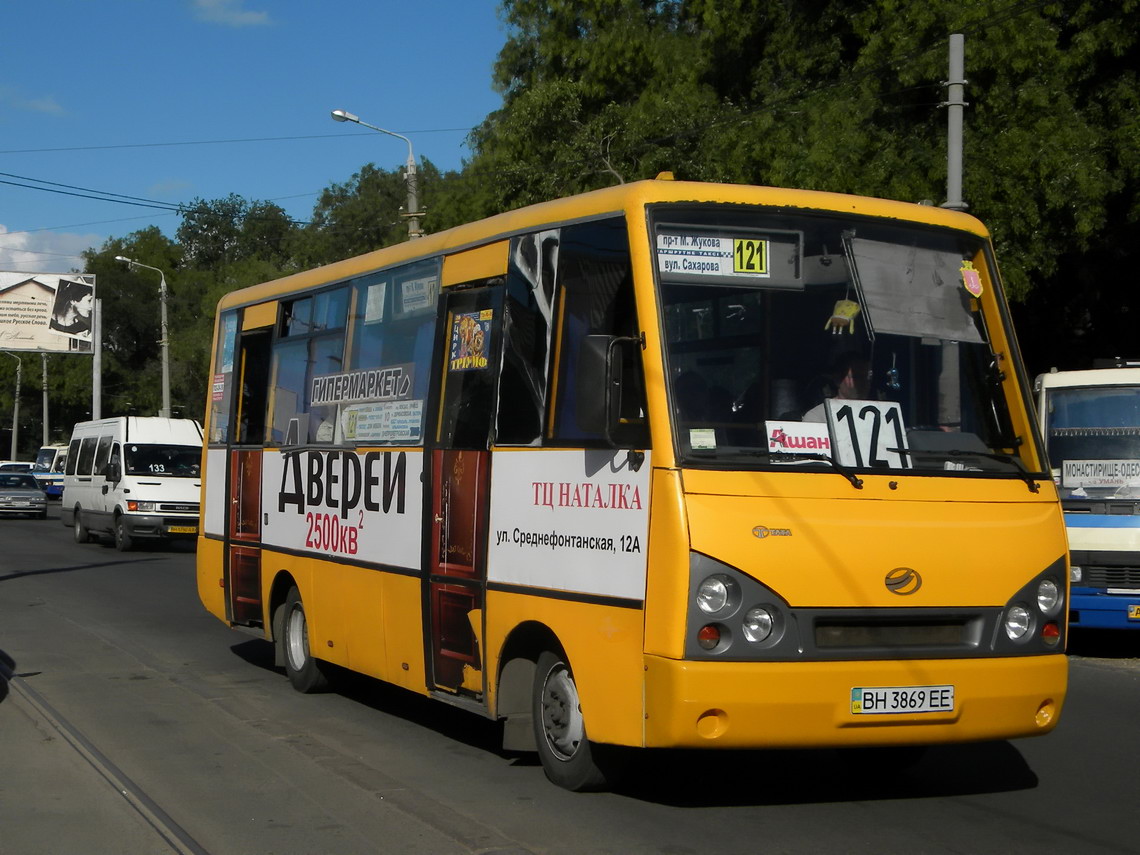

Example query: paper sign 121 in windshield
[825,399,911,470]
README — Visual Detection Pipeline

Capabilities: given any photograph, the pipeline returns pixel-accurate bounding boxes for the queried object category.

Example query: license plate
[851,685,955,715]
[1129,605,1140,620]
[168,525,197,534]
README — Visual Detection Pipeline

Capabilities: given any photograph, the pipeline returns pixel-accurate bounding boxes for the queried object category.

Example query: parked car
[0,473,48,519]
[0,461,33,473]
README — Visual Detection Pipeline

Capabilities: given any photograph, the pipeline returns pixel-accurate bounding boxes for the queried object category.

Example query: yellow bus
[197,176,1067,790]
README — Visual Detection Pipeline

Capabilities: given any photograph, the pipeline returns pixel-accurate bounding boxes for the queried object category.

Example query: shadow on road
[1067,628,1140,659]
[607,740,1037,806]
[229,639,1040,806]
[0,556,164,582]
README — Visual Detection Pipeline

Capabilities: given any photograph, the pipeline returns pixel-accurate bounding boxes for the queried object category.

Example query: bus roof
[1036,367,1140,390]
[215,177,990,313]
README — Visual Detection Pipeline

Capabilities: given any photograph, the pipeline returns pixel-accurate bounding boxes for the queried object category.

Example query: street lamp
[330,109,423,239]
[114,256,171,419]
[3,353,20,459]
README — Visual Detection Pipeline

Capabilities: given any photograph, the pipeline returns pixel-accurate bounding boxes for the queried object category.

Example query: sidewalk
[0,681,179,855]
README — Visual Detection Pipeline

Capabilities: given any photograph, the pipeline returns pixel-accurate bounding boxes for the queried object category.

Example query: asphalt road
[1,504,1138,855]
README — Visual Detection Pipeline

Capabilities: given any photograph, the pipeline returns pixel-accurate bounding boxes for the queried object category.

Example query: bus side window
[496,231,557,445]
[269,286,348,445]
[549,218,648,447]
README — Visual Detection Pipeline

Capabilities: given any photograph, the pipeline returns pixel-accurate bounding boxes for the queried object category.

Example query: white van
[61,417,203,551]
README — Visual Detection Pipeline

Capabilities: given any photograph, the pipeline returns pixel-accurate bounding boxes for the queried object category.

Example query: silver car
[0,474,48,519]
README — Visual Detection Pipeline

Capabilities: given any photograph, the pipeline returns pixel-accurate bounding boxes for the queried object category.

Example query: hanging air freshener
[825,299,861,334]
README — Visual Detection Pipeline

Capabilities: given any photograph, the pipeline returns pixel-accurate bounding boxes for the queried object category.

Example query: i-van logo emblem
[885,567,922,595]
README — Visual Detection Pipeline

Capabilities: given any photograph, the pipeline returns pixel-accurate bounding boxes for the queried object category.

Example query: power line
[0,173,183,211]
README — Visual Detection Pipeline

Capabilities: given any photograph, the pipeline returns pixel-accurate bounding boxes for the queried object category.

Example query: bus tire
[280,586,330,693]
[74,511,90,543]
[532,650,609,791]
[114,515,134,552]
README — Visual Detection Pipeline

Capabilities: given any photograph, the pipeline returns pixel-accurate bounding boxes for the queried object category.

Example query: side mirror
[575,334,643,446]
[576,335,613,437]
[103,462,121,483]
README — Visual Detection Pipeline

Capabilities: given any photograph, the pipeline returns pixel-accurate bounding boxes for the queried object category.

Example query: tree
[476,0,1140,374]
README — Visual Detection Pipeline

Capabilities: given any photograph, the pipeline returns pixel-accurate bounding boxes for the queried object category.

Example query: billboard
[0,272,95,353]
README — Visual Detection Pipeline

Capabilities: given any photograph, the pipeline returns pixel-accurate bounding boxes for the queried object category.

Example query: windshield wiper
[767,450,865,490]
[891,447,1042,493]
[684,447,864,489]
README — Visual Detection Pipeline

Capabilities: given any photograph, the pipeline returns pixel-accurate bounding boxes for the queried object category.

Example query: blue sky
[0,0,506,274]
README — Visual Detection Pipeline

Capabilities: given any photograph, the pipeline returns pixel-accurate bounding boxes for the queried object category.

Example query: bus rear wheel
[280,586,330,693]
[533,650,610,791]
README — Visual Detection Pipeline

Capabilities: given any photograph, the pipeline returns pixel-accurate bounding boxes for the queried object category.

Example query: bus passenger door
[225,328,272,626]
[428,285,503,695]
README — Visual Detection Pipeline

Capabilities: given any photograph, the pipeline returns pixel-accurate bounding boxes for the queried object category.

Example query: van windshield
[124,444,201,477]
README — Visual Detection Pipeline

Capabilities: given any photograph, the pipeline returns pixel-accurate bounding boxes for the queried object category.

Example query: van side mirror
[575,334,643,446]
[102,461,121,483]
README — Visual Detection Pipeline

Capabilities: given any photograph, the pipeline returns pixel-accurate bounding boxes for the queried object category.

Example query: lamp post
[331,109,423,239]
[4,353,20,459]
[114,256,171,419]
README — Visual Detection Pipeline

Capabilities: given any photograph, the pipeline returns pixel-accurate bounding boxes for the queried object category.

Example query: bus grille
[1082,566,1140,589]
[814,618,976,650]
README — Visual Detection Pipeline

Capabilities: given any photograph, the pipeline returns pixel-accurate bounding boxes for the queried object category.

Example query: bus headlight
[696,574,739,615]
[127,500,156,512]
[1069,565,1082,584]
[1004,605,1032,640]
[742,607,773,643]
[1037,579,1062,617]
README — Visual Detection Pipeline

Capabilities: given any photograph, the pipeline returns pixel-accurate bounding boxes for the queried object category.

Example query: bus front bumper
[1070,587,1140,630]
[642,654,1067,749]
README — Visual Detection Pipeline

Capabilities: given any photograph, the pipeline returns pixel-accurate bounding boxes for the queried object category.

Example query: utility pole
[942,33,968,211]
[5,353,21,459]
[41,353,49,445]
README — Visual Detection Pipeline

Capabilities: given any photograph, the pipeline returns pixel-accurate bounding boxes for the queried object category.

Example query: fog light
[697,624,721,650]
[1070,565,1082,584]
[1041,621,1061,646]
[1005,606,1032,640]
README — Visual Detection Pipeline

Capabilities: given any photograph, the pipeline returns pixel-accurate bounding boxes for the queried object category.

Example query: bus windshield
[1044,385,1140,500]
[653,205,1035,477]
[33,448,58,472]
[123,444,201,477]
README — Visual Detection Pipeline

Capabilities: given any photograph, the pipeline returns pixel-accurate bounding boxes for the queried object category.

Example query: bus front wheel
[280,586,330,693]
[532,650,609,791]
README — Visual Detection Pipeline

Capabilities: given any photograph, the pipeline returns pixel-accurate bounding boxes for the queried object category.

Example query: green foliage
[22,0,1138,441]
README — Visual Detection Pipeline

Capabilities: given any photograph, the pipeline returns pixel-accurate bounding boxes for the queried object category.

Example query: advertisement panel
[0,271,95,353]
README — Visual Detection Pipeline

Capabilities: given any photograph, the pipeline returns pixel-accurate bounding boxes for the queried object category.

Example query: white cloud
[0,225,101,275]
[0,85,64,115]
[191,0,271,27]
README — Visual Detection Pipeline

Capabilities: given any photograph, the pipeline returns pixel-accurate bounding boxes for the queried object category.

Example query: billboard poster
[0,271,95,353]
